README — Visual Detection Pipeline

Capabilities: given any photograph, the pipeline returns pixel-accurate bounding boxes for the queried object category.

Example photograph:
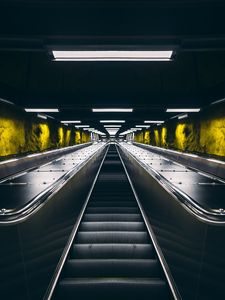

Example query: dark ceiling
[0,0,225,134]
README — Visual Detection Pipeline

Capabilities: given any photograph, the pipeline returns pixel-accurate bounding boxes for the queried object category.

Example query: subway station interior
[0,1,225,299]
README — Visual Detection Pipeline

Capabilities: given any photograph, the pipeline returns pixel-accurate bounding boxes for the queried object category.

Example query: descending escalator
[51,144,173,300]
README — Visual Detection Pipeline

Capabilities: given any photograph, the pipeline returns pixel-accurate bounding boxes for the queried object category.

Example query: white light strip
[25,108,59,112]
[103,125,121,128]
[61,120,81,124]
[37,114,47,120]
[75,125,90,128]
[0,98,14,105]
[178,114,188,120]
[92,108,133,112]
[52,50,173,61]
[100,120,125,123]
[144,120,164,124]
[210,98,225,106]
[166,108,200,112]
[135,125,150,128]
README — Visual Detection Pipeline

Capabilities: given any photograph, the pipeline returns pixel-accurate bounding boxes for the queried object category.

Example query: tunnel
[0,1,225,299]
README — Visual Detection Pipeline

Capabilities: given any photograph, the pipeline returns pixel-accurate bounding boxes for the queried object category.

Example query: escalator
[49,144,174,300]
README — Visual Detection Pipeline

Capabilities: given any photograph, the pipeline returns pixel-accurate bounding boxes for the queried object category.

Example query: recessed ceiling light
[166,108,200,112]
[25,108,59,112]
[144,120,164,124]
[52,50,174,62]
[61,120,81,123]
[92,108,133,112]
[100,120,125,123]
[103,125,121,128]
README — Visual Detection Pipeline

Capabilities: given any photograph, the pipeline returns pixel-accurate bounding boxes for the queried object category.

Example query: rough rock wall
[0,102,91,158]
[134,103,225,158]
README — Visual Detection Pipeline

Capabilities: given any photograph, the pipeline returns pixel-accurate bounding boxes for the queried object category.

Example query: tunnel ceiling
[0,0,225,132]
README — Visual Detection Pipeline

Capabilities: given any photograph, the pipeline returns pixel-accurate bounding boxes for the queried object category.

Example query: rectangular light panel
[25,108,59,112]
[144,120,164,124]
[100,120,125,123]
[52,50,173,61]
[166,108,200,112]
[61,120,81,123]
[92,108,133,112]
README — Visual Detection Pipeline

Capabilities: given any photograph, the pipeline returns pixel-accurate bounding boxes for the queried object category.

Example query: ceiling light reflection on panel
[100,120,125,123]
[25,108,59,112]
[166,108,200,112]
[52,50,173,61]
[92,108,133,112]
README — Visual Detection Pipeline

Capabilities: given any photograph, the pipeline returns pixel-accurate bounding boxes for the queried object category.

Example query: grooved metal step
[83,213,142,222]
[64,259,160,277]
[76,231,149,244]
[71,244,154,259]
[79,221,145,232]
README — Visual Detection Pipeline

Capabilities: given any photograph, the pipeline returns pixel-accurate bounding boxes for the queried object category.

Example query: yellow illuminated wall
[134,103,225,158]
[0,102,92,159]
[0,118,26,156]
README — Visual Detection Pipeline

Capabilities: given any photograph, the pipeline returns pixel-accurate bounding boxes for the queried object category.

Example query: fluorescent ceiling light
[0,98,14,105]
[100,120,125,123]
[61,120,81,123]
[103,125,121,128]
[211,98,225,106]
[178,114,188,120]
[52,50,173,62]
[75,125,90,128]
[37,114,47,120]
[25,108,59,112]
[166,108,200,112]
[135,125,150,128]
[144,120,164,124]
[92,108,133,112]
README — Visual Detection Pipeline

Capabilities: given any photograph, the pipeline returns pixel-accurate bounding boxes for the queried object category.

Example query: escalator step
[85,207,139,214]
[64,259,160,277]
[71,243,154,259]
[76,231,149,244]
[55,278,169,300]
[79,222,145,232]
[83,213,142,222]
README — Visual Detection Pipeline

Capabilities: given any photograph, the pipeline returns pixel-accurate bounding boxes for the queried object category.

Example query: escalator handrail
[0,143,107,225]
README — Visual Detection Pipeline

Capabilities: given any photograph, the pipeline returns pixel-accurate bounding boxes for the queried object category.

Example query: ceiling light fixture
[61,120,81,124]
[100,120,125,123]
[144,120,164,124]
[52,50,174,62]
[166,108,200,112]
[25,108,59,112]
[92,108,133,112]
[75,125,90,128]
[103,125,121,128]
[135,125,150,128]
